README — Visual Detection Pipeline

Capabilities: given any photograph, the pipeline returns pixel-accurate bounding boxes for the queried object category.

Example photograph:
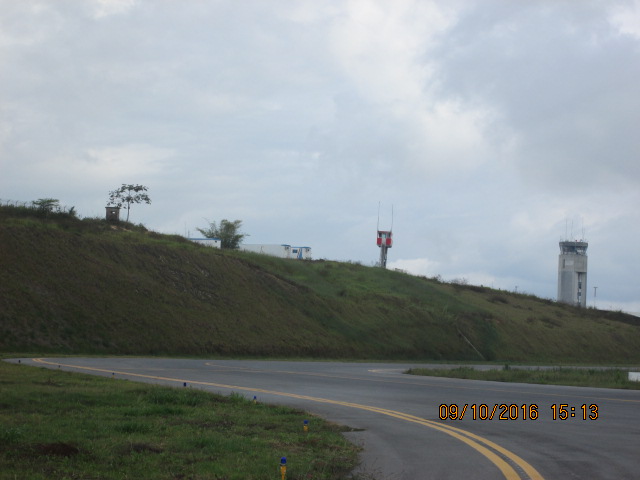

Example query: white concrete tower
[557,240,588,307]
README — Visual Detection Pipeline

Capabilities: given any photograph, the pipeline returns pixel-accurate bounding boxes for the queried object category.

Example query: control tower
[557,240,588,307]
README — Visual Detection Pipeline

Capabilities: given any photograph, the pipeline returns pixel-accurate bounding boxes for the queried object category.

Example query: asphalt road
[8,358,640,479]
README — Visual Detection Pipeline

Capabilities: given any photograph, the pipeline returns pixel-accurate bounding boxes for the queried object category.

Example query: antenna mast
[375,203,393,268]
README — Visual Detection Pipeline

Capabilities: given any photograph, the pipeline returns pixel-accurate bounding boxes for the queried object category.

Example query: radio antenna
[571,220,574,240]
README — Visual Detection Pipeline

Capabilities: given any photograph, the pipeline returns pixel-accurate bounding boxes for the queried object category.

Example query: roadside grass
[0,361,361,480]
[406,366,640,390]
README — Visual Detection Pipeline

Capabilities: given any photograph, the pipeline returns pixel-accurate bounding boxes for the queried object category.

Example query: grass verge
[406,366,640,389]
[0,361,360,480]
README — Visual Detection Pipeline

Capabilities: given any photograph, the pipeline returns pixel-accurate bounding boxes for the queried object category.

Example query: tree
[197,219,247,249]
[107,184,151,222]
[31,198,60,213]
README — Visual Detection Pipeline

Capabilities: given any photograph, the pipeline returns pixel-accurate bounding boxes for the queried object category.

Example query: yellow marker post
[280,457,287,480]
[303,419,309,433]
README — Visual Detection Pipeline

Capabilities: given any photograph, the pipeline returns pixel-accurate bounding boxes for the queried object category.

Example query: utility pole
[593,286,598,309]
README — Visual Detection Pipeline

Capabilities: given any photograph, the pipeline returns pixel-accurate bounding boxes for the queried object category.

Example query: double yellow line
[32,358,543,480]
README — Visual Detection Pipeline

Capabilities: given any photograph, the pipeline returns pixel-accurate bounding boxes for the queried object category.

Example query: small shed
[105,206,120,222]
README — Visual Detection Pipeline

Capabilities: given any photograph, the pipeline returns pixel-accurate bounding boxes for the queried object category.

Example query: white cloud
[91,0,138,19]
[0,0,638,309]
[610,0,640,38]
[82,145,176,180]
[326,1,493,176]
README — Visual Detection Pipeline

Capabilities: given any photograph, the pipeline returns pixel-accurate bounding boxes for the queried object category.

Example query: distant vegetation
[2,202,640,363]
[197,218,247,249]
[407,366,640,389]
[107,184,151,222]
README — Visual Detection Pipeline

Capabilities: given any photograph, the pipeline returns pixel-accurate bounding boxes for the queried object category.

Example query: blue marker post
[303,419,309,433]
[280,456,287,480]
[253,395,257,404]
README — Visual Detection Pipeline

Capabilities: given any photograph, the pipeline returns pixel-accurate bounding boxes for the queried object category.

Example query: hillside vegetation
[2,205,640,363]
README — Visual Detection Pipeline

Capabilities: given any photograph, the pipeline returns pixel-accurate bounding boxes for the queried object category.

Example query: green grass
[0,361,360,480]
[406,366,640,389]
[2,203,640,363]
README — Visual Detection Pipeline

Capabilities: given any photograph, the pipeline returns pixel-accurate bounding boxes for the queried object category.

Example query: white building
[290,246,312,260]
[557,240,588,307]
[241,244,312,260]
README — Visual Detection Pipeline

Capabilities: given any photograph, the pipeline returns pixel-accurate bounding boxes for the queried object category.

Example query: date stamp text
[438,403,599,421]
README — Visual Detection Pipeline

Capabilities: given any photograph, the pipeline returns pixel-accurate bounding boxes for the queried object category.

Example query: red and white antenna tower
[376,203,393,268]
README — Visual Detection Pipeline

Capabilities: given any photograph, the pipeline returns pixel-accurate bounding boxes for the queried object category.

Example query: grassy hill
[2,204,640,363]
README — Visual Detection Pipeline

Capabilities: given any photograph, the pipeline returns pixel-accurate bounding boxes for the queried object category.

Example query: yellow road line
[33,358,543,480]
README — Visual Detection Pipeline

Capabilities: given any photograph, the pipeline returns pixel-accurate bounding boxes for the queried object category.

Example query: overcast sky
[1,0,639,313]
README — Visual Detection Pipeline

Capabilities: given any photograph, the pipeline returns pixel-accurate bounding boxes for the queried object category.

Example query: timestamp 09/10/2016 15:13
[438,403,599,421]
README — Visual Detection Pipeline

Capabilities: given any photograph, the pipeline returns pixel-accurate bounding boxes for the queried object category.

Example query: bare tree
[107,184,151,222]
